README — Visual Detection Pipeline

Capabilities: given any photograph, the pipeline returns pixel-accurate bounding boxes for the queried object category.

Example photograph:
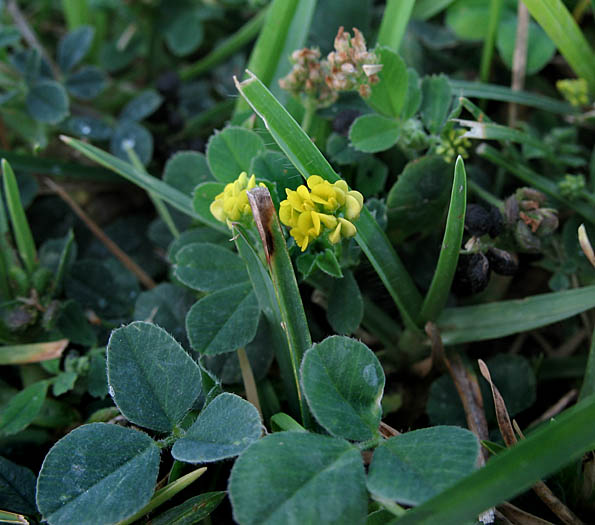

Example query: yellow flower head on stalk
[210,172,263,228]
[279,175,364,251]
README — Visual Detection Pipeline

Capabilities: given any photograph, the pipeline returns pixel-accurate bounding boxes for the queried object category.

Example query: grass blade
[61,0,89,29]
[0,150,119,182]
[181,8,268,80]
[392,395,595,524]
[0,339,68,365]
[437,284,595,345]
[234,71,422,330]
[0,181,13,299]
[2,159,37,275]
[412,0,456,20]
[479,0,504,82]
[455,119,552,153]
[377,0,416,52]
[246,187,312,425]
[59,136,227,232]
[234,226,307,423]
[449,80,576,114]
[418,157,467,324]
[118,468,208,525]
[522,0,595,93]
[51,228,74,297]
[579,325,595,401]
[234,0,314,114]
[478,144,595,224]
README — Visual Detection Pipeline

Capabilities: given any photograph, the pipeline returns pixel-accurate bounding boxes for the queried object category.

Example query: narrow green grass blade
[478,144,595,224]
[377,0,415,52]
[118,468,207,525]
[61,0,89,28]
[0,182,13,299]
[181,8,268,80]
[269,0,317,101]
[52,228,74,297]
[522,0,595,93]
[126,147,180,239]
[392,395,595,524]
[1,160,37,275]
[60,136,227,232]
[234,72,422,330]
[412,0,456,20]
[246,187,312,425]
[449,80,576,114]
[437,284,595,345]
[0,150,119,182]
[234,226,308,423]
[579,325,595,401]
[418,157,467,324]
[234,0,304,115]
[479,0,503,82]
[455,119,552,153]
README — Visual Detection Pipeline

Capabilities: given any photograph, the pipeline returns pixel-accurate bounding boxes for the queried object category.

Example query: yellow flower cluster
[279,175,364,251]
[210,172,263,227]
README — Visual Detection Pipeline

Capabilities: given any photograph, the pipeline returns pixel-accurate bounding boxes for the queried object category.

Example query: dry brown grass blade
[578,224,595,268]
[46,178,156,289]
[478,359,517,447]
[528,389,578,429]
[246,187,275,265]
[509,1,530,126]
[426,323,489,451]
[479,359,584,525]
[497,501,555,524]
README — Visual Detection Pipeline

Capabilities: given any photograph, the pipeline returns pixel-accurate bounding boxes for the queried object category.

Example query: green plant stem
[522,0,595,94]
[125,148,180,239]
[180,8,268,81]
[377,0,415,52]
[480,0,503,83]
[2,159,37,276]
[467,179,503,209]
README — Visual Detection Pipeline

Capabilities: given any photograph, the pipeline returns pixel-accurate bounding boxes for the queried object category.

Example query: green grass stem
[377,0,415,52]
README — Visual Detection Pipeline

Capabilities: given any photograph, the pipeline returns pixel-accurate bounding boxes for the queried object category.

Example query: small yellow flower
[210,172,261,227]
[279,175,363,251]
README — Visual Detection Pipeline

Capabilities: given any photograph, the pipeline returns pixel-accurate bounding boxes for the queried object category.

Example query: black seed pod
[453,252,491,296]
[488,206,503,238]
[465,204,492,237]
[332,109,360,136]
[486,247,518,276]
